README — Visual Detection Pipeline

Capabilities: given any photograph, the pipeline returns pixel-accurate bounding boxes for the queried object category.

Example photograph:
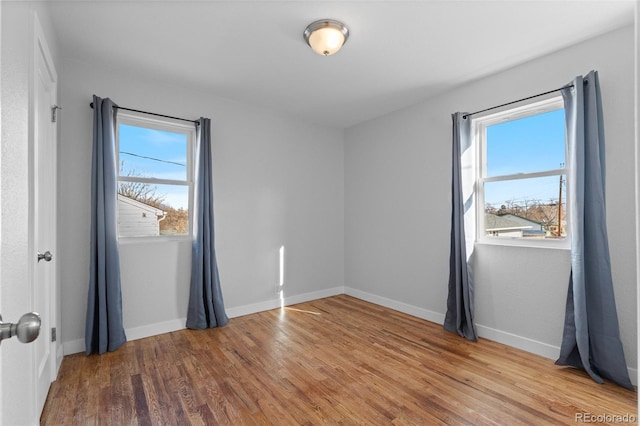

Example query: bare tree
[117,162,190,235]
[485,203,498,215]
[160,207,189,235]
[117,161,166,208]
[529,200,559,227]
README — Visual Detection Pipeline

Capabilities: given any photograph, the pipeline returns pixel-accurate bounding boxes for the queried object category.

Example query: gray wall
[345,26,637,376]
[59,58,345,351]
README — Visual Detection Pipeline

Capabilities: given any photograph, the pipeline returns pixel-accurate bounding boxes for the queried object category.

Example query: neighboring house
[485,213,545,238]
[543,216,567,237]
[117,194,166,237]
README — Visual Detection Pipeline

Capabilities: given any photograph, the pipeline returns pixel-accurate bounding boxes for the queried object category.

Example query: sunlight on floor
[284,307,322,315]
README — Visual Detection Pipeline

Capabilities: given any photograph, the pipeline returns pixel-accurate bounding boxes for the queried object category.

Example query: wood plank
[41,295,637,425]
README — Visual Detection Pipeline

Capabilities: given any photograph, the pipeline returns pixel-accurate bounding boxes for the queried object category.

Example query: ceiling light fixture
[303,19,349,56]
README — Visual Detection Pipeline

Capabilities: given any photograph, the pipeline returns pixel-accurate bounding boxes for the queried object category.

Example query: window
[116,112,195,238]
[474,96,568,247]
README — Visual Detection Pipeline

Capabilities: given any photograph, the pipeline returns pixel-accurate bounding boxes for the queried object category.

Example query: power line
[120,151,185,167]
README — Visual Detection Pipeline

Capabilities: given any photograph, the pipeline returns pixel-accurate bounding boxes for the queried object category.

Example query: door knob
[37,251,53,262]
[0,312,41,345]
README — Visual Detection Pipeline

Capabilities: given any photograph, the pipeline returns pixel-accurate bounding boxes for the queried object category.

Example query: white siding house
[485,213,544,238]
[117,195,165,237]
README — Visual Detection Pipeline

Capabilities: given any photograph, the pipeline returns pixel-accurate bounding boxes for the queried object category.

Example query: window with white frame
[116,112,195,238]
[474,96,568,246]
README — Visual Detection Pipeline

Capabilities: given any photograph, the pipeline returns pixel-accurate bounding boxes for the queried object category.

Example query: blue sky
[118,124,189,209]
[484,109,565,208]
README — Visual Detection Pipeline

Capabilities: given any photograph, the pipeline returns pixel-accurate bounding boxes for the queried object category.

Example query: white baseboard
[345,287,445,324]
[283,286,345,308]
[63,338,84,355]
[226,286,345,318]
[225,299,281,319]
[126,318,187,341]
[474,323,560,360]
[63,318,187,356]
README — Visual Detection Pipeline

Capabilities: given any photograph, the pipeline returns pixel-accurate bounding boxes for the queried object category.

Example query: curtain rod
[462,81,585,120]
[89,102,199,125]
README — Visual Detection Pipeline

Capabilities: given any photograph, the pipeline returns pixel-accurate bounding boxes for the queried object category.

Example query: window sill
[476,238,570,251]
[118,235,192,245]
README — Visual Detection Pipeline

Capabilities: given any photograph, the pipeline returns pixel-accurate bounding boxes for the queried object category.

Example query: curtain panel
[444,112,478,341]
[186,118,229,329]
[555,71,633,390]
[85,95,127,355]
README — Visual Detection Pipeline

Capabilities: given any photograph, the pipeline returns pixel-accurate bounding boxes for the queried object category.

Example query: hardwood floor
[41,295,637,425]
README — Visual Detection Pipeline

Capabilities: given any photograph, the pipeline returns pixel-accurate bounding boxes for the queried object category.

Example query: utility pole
[557,174,563,237]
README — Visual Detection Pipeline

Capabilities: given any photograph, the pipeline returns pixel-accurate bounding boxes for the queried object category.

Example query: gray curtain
[186,118,229,329]
[555,71,633,390]
[85,95,127,355]
[444,113,477,341]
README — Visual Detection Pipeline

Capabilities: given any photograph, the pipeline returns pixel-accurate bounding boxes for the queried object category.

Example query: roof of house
[117,194,165,217]
[499,213,543,226]
[485,214,532,232]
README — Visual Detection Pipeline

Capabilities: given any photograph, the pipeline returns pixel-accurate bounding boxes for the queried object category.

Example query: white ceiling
[46,0,635,128]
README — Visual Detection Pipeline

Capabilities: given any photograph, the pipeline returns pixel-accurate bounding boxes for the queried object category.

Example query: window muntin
[116,112,194,238]
[475,96,568,246]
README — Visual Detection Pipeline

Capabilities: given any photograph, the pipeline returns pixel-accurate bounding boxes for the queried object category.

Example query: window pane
[119,124,188,181]
[118,182,189,237]
[486,109,565,177]
[484,175,566,239]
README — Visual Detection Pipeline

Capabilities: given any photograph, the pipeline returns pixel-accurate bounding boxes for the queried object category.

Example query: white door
[32,17,58,417]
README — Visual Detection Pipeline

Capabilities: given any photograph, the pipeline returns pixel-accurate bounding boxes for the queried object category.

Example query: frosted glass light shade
[304,19,349,56]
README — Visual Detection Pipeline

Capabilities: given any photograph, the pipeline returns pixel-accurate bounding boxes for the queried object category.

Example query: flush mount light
[303,19,349,56]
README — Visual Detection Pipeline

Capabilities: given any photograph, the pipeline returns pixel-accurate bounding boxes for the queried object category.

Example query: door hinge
[51,327,56,342]
[51,105,61,123]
